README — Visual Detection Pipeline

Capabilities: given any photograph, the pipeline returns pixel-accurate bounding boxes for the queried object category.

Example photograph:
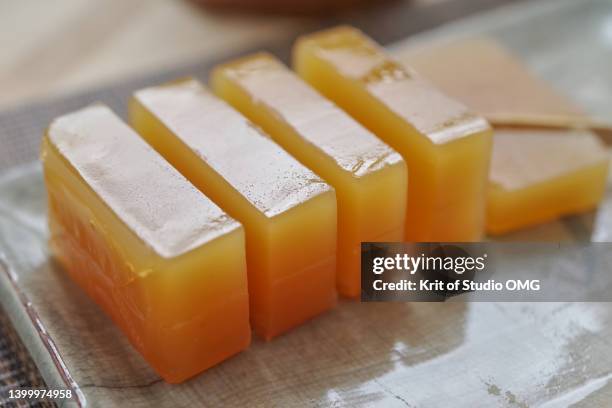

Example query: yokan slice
[130,80,337,339]
[294,26,493,242]
[211,53,406,298]
[400,37,610,234]
[42,105,250,383]
[488,129,609,234]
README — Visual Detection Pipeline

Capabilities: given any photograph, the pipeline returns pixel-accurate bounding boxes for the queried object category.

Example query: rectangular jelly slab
[41,105,250,383]
[398,37,587,124]
[129,80,337,339]
[488,129,609,234]
[294,26,493,242]
[211,53,407,298]
[399,38,610,234]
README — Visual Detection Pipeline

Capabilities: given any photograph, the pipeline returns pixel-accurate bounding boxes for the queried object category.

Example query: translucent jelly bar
[398,37,587,126]
[211,53,406,298]
[294,26,493,242]
[41,105,250,383]
[399,38,610,234]
[130,80,337,339]
[489,129,609,234]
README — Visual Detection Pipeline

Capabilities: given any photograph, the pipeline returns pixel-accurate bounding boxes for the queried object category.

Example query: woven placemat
[0,306,54,408]
[0,1,521,406]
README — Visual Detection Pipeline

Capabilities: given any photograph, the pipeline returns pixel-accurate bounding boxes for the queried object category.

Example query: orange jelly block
[41,105,250,383]
[211,53,407,298]
[129,80,337,339]
[294,26,493,241]
[488,129,609,234]
[398,37,588,125]
[399,38,610,234]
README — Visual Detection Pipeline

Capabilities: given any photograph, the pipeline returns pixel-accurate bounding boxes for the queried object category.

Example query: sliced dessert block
[397,37,587,126]
[42,105,250,383]
[130,80,337,339]
[211,53,406,298]
[399,37,611,233]
[488,129,609,234]
[294,26,492,241]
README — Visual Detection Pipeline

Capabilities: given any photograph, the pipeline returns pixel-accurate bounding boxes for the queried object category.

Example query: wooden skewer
[486,113,612,145]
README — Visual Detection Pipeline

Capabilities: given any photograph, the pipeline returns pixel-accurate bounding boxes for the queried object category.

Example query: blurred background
[0,0,520,110]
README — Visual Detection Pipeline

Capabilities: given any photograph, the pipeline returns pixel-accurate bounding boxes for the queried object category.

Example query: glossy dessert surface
[398,37,611,234]
[213,53,403,177]
[42,105,251,383]
[212,53,407,297]
[47,104,239,258]
[487,128,609,234]
[294,26,493,241]
[130,82,337,339]
[399,37,586,122]
[297,26,490,145]
[491,129,609,191]
[133,80,330,218]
